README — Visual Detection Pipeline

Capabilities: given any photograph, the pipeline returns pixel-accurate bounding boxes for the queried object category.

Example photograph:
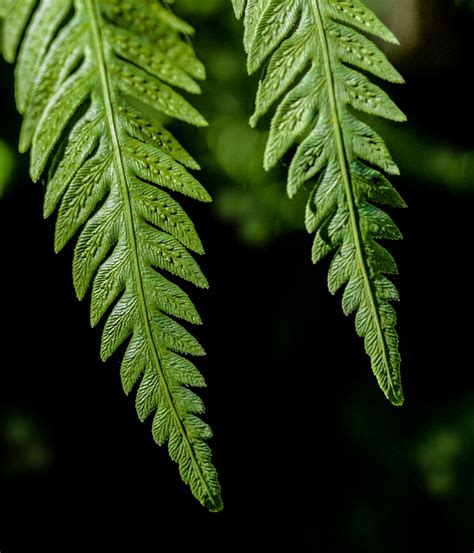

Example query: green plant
[1,0,408,512]
[1,0,221,511]
[232,0,406,405]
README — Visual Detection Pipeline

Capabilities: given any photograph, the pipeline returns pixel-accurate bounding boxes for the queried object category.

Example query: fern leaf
[233,0,406,405]
[1,0,36,63]
[2,0,222,510]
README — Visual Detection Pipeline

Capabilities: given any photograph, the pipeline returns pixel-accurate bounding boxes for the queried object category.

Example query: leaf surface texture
[2,0,222,510]
[233,0,406,405]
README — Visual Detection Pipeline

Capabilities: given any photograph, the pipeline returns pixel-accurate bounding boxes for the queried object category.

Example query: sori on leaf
[233,0,406,406]
[1,0,222,510]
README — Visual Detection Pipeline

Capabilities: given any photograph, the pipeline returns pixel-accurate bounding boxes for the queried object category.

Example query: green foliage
[233,0,406,405]
[0,138,16,198]
[416,427,464,497]
[1,0,222,511]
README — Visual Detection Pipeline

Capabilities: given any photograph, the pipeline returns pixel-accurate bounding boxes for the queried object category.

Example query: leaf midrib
[84,0,217,506]
[309,0,396,398]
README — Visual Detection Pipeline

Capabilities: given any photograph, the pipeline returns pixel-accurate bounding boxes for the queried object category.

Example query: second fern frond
[233,0,406,405]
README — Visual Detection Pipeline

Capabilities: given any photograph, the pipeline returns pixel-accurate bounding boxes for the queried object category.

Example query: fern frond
[233,0,406,405]
[2,0,222,510]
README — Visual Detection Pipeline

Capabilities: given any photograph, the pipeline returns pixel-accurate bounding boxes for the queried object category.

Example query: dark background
[1,1,473,551]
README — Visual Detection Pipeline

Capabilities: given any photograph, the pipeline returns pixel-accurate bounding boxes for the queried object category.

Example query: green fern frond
[233,0,406,405]
[2,0,222,510]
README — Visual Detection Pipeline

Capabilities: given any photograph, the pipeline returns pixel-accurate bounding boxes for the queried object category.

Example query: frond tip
[234,0,406,405]
[2,0,222,509]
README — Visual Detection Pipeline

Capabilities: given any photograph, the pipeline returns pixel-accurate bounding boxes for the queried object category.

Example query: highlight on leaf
[1,0,222,510]
[233,0,406,405]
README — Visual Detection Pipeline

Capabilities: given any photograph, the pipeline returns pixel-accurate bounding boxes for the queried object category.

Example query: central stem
[310,0,394,393]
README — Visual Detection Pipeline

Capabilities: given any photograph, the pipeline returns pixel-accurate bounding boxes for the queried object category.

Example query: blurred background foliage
[0,1,473,551]
[0,137,16,198]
